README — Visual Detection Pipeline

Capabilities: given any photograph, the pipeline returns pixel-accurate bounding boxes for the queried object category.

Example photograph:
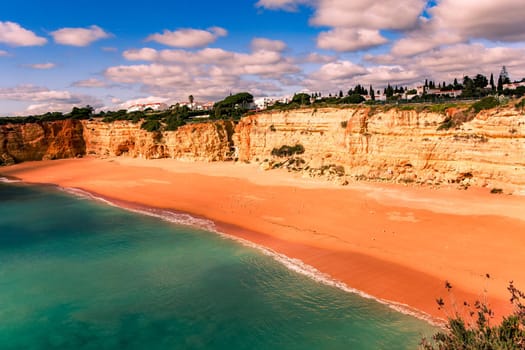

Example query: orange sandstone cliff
[235,106,525,193]
[0,119,85,165]
[1,106,524,192]
[82,119,235,161]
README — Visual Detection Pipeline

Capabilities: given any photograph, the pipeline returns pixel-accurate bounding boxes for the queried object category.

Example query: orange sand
[2,157,525,323]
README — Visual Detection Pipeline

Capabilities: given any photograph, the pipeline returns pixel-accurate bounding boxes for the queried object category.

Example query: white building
[503,81,525,90]
[127,102,168,112]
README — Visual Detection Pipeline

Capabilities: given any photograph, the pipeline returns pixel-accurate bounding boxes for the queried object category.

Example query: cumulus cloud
[146,27,227,48]
[311,0,425,30]
[27,62,56,70]
[317,28,388,52]
[257,0,425,52]
[251,38,287,52]
[106,38,301,102]
[0,21,47,46]
[51,25,110,46]
[432,0,525,42]
[302,52,337,64]
[390,0,525,57]
[0,85,103,115]
[305,61,424,93]
[71,78,108,88]
[255,0,311,11]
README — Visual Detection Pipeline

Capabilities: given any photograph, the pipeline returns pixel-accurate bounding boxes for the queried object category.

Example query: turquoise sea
[0,181,435,349]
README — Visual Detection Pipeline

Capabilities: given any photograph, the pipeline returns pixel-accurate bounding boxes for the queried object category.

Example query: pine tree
[490,73,495,91]
[369,85,375,101]
[500,66,511,84]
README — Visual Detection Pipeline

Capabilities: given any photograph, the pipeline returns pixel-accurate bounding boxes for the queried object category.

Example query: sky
[1,0,525,115]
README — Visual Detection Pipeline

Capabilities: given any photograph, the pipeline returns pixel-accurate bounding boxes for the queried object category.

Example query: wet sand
[3,157,525,323]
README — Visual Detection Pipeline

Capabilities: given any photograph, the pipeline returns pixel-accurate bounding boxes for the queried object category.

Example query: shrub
[427,103,458,115]
[490,188,503,194]
[437,117,455,131]
[340,121,348,128]
[140,119,162,132]
[271,144,305,157]
[471,97,499,113]
[420,281,525,349]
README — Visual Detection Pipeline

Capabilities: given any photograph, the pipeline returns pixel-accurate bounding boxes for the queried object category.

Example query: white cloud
[255,0,311,11]
[251,38,287,52]
[0,21,47,46]
[257,0,425,52]
[0,50,8,56]
[106,39,302,102]
[123,47,159,61]
[390,0,525,57]
[317,28,388,52]
[302,53,337,64]
[72,78,108,88]
[0,85,103,115]
[432,0,525,42]
[146,27,227,48]
[51,25,110,46]
[27,62,56,70]
[311,61,367,80]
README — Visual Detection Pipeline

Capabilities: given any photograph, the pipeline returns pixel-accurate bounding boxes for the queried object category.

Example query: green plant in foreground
[420,281,525,349]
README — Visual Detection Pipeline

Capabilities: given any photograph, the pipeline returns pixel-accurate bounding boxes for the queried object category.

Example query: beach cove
[3,157,525,323]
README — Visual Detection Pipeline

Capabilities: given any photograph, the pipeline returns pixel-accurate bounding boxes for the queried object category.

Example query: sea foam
[0,177,22,184]
[60,185,442,326]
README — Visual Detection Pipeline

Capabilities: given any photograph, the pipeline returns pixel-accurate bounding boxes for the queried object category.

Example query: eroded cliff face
[2,107,524,192]
[82,119,234,161]
[0,119,85,165]
[234,107,525,193]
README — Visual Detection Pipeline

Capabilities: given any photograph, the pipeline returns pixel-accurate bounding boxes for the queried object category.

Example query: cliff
[0,119,85,165]
[1,106,524,193]
[82,120,234,161]
[234,106,525,193]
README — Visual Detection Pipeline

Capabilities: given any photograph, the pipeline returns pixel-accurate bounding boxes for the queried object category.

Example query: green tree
[500,66,511,84]
[188,95,194,106]
[497,75,504,94]
[341,94,365,104]
[369,85,375,101]
[213,92,254,119]
[461,76,475,97]
[291,93,311,105]
[69,105,94,120]
[473,74,488,89]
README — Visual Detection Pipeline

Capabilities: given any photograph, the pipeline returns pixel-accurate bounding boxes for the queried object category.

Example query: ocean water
[0,181,435,349]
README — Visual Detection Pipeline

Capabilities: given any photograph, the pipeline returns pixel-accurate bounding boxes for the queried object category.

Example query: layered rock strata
[82,120,235,161]
[234,107,525,193]
[1,106,524,193]
[0,119,85,165]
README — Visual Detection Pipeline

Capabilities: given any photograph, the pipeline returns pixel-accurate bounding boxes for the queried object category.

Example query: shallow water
[0,182,434,349]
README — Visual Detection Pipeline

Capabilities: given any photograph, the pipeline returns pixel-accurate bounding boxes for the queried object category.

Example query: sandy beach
[2,157,525,323]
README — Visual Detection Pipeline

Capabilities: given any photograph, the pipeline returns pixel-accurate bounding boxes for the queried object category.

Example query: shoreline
[55,186,442,325]
[2,157,525,325]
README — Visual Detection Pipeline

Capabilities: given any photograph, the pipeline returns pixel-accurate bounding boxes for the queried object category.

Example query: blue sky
[1,0,525,115]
